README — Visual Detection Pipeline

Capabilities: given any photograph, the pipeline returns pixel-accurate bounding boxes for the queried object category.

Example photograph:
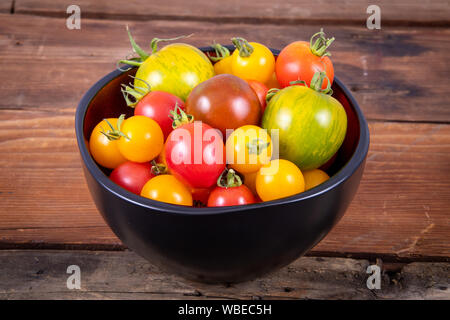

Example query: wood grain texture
[0,14,449,259]
[1,110,449,259]
[0,251,448,299]
[1,14,449,123]
[14,0,450,26]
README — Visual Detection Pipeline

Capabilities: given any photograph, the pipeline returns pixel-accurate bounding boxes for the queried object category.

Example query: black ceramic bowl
[75,47,369,283]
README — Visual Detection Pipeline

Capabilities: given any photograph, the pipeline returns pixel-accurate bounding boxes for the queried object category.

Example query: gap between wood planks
[6,0,450,28]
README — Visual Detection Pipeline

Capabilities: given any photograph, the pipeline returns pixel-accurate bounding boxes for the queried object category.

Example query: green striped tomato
[135,44,215,101]
[262,85,347,170]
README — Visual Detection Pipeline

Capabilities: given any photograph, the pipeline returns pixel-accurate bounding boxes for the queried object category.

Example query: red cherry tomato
[134,91,185,140]
[110,161,154,195]
[165,110,226,188]
[207,185,255,207]
[246,80,269,113]
[207,169,256,207]
[276,30,334,90]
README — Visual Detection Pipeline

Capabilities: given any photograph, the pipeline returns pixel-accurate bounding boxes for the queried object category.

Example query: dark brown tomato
[186,74,261,137]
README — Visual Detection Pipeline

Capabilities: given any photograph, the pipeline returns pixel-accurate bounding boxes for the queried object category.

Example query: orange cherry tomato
[303,169,330,191]
[118,115,164,163]
[89,118,127,169]
[140,175,193,206]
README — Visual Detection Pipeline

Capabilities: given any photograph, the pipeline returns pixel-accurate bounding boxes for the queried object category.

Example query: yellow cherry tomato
[256,159,305,201]
[226,125,272,173]
[140,175,193,206]
[231,38,275,84]
[303,169,330,191]
[214,56,233,74]
[89,118,127,169]
[118,115,164,163]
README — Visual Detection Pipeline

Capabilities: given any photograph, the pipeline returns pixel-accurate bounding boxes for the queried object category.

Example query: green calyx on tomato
[100,114,130,141]
[309,28,335,57]
[169,104,194,129]
[120,75,151,107]
[246,139,270,155]
[217,168,242,188]
[231,37,254,57]
[150,160,168,176]
[265,88,280,104]
[117,26,193,69]
[290,71,333,95]
[207,42,230,62]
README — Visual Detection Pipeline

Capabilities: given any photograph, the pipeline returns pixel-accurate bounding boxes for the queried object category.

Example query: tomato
[213,56,233,74]
[231,38,275,84]
[89,117,127,169]
[121,29,215,101]
[256,159,305,202]
[226,125,272,174]
[186,74,261,136]
[110,161,159,195]
[246,80,269,112]
[265,72,281,90]
[117,115,164,163]
[303,169,330,191]
[207,43,233,75]
[276,29,334,89]
[262,72,347,170]
[165,108,226,188]
[207,169,256,207]
[136,44,214,101]
[133,91,185,140]
[141,174,193,206]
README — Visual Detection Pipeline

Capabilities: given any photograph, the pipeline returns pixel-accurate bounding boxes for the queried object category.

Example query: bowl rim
[75,46,370,215]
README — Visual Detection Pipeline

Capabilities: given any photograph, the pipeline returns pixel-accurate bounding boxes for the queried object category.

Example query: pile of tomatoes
[89,28,347,207]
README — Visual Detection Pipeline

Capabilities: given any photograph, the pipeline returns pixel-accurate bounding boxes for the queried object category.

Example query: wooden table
[0,0,449,299]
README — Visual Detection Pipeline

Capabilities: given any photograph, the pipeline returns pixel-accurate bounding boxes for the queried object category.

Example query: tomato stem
[247,139,270,155]
[231,37,254,57]
[121,76,151,107]
[207,42,230,62]
[100,114,130,141]
[289,72,333,95]
[169,104,194,129]
[150,34,194,53]
[217,168,242,188]
[150,160,167,175]
[309,28,335,57]
[309,71,333,95]
[126,25,150,60]
[265,88,280,104]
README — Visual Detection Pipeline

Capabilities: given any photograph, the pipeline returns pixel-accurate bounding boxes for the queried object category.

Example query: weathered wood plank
[1,14,449,123]
[14,0,450,26]
[0,0,11,13]
[0,109,449,259]
[0,250,448,299]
